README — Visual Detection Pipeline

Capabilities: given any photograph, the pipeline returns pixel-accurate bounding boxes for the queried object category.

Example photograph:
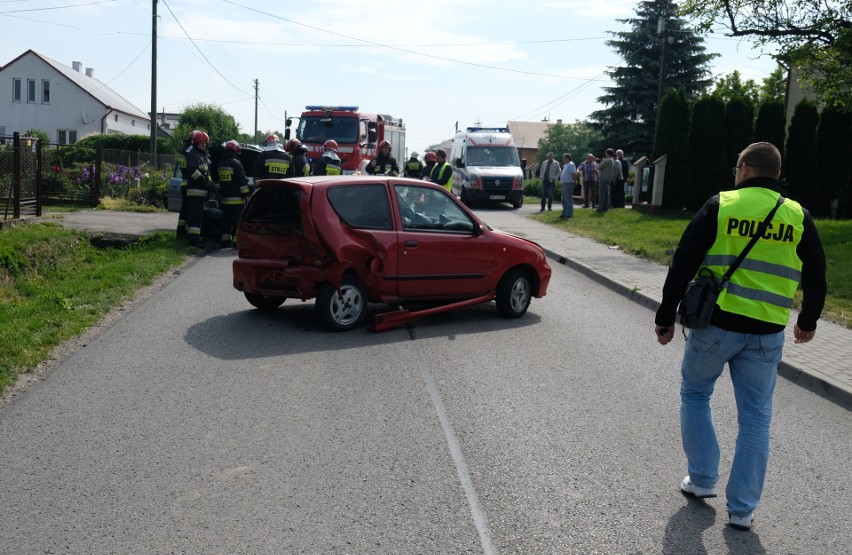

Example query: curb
[542,248,852,412]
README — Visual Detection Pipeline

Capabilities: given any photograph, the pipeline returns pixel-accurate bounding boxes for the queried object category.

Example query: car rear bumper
[233,258,330,300]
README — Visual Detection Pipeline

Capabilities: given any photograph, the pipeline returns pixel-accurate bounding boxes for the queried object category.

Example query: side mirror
[521,159,527,171]
[455,158,464,168]
[285,118,292,128]
[368,130,377,144]
[284,129,291,140]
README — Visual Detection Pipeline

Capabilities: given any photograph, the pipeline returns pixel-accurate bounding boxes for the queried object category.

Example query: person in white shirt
[539,152,561,211]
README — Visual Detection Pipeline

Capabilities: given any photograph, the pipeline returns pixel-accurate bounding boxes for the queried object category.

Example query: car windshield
[298,116,360,144]
[466,146,519,167]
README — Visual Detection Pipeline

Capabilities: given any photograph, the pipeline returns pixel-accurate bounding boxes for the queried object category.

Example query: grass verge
[0,222,191,394]
[528,203,852,328]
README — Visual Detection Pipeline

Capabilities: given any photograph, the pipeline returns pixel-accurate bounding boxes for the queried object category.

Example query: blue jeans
[560,182,574,217]
[679,325,784,517]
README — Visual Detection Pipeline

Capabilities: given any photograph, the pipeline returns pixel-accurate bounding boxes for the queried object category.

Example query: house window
[131,120,135,127]
[13,78,22,102]
[114,114,118,122]
[42,80,50,103]
[27,79,36,103]
[57,129,77,145]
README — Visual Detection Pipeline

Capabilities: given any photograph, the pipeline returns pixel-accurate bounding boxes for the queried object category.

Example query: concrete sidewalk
[478,204,852,412]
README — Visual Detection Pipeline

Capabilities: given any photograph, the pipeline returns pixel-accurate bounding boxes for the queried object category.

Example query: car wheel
[245,292,285,310]
[511,195,524,209]
[316,276,367,331]
[496,268,532,318]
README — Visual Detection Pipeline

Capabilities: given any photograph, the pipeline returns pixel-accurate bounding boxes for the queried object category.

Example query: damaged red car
[232,176,551,331]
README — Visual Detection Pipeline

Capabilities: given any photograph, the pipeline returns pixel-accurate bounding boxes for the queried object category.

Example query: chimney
[72,61,82,72]
[557,119,563,125]
[85,68,94,78]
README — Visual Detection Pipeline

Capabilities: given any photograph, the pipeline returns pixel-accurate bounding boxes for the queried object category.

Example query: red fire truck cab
[286,106,405,174]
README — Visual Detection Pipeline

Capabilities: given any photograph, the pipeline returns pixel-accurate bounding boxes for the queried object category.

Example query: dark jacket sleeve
[433,163,451,186]
[655,196,719,326]
[795,210,827,331]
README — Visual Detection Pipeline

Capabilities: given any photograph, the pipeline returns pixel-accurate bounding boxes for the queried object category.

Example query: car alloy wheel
[496,268,532,318]
[317,276,367,331]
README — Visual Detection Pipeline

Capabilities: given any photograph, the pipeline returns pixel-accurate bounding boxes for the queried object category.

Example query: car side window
[328,185,392,230]
[394,185,475,233]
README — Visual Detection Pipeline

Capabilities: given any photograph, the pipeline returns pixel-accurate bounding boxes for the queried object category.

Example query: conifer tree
[688,95,727,210]
[725,97,755,169]
[785,100,820,212]
[754,100,787,161]
[817,107,852,218]
[653,89,691,209]
[590,0,716,159]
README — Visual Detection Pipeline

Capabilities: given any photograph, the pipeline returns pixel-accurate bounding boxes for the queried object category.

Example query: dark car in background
[232,176,552,331]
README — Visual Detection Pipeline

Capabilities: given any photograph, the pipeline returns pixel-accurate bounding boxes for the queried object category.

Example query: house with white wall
[0,49,151,144]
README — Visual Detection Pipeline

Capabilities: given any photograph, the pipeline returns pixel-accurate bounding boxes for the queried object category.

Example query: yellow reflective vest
[702,188,805,325]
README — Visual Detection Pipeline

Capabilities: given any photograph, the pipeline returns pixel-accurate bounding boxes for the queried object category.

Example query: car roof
[254,175,448,192]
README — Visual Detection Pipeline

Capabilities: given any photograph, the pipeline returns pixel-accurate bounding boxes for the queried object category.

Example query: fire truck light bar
[305,105,359,112]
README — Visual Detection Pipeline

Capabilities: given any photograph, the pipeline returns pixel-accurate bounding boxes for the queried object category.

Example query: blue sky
[1,0,780,154]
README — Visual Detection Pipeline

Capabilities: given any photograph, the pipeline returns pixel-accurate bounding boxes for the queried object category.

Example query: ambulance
[449,127,524,208]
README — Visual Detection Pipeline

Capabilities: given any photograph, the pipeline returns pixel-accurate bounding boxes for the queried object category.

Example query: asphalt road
[1,210,850,554]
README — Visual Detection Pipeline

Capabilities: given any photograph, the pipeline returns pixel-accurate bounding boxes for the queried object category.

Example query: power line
[0,0,116,14]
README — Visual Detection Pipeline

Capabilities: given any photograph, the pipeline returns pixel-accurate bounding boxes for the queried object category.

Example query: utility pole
[254,79,259,143]
[656,17,667,112]
[150,0,158,164]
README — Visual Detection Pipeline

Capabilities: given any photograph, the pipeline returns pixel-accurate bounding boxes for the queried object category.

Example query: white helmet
[411,152,419,158]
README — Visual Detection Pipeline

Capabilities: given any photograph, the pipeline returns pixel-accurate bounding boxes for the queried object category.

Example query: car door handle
[405,240,418,247]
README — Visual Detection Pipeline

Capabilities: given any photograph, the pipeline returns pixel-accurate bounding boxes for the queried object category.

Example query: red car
[232,176,551,331]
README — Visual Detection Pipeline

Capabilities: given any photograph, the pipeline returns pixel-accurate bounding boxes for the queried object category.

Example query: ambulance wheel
[245,293,285,310]
[316,276,367,331]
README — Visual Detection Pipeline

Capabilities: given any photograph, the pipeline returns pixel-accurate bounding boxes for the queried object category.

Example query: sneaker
[729,512,754,530]
[680,476,717,498]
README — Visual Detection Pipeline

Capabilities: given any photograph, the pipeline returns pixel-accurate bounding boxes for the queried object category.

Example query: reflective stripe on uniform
[187,188,208,197]
[702,254,802,282]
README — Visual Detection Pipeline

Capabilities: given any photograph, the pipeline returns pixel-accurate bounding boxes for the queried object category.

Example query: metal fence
[2,134,178,220]
[1,133,40,220]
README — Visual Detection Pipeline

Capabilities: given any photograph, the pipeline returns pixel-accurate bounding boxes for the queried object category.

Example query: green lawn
[528,204,852,328]
[0,223,192,394]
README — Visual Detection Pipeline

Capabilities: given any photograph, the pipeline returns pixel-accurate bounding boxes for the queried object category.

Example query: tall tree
[654,88,692,209]
[537,122,604,164]
[754,100,787,160]
[169,103,241,153]
[590,0,716,160]
[759,66,787,104]
[784,99,820,211]
[817,106,852,218]
[682,0,852,108]
[688,95,728,210]
[725,96,755,168]
[710,70,760,106]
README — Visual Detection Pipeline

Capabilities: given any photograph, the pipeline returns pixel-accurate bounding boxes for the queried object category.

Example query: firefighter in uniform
[421,151,437,181]
[185,130,212,247]
[313,140,342,176]
[655,142,826,531]
[216,140,250,248]
[429,148,454,193]
[286,138,311,177]
[366,140,400,176]
[403,152,424,179]
[175,130,197,238]
[252,133,293,180]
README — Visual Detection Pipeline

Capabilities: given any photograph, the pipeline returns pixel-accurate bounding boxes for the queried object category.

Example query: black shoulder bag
[677,196,786,329]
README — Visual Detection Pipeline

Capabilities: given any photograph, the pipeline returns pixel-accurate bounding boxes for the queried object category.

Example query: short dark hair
[436,148,447,159]
[605,148,614,157]
[739,142,781,178]
[563,153,571,160]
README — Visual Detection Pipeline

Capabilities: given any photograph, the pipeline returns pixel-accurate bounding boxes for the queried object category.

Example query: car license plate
[489,195,505,200]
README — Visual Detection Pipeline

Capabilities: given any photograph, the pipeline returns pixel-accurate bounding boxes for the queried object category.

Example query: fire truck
[286,106,405,174]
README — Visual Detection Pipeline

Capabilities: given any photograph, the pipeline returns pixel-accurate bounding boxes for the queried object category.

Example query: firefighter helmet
[324,139,339,152]
[192,131,210,144]
[424,151,437,162]
[285,138,302,153]
[379,140,391,152]
[264,134,279,146]
[225,140,241,154]
[411,152,419,159]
